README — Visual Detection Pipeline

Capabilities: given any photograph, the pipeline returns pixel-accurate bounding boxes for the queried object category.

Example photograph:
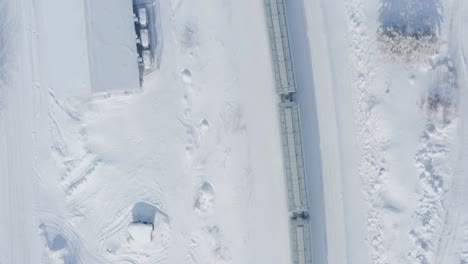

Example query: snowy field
[1,0,291,263]
[3,0,468,263]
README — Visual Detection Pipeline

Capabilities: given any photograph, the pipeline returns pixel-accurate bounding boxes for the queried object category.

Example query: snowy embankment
[1,0,291,263]
[296,0,468,263]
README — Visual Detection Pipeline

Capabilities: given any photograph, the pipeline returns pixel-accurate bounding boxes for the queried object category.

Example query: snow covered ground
[1,0,291,263]
[286,0,468,263]
[4,0,468,263]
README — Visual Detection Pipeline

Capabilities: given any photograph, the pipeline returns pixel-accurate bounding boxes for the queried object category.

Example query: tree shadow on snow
[378,0,443,38]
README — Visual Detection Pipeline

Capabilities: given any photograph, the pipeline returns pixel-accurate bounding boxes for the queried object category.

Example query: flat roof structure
[279,101,308,213]
[265,0,296,95]
[84,0,140,94]
[290,219,313,264]
[35,0,93,98]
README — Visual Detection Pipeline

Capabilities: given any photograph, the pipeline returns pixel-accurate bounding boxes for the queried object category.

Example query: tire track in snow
[60,152,102,195]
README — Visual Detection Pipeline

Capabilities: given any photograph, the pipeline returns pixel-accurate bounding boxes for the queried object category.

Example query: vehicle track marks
[61,152,102,195]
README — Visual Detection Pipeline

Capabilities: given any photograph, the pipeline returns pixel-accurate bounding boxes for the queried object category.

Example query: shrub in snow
[128,222,154,245]
[377,27,440,63]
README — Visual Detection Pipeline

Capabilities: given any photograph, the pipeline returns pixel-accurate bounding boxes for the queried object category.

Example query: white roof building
[84,0,140,94]
[45,0,140,97]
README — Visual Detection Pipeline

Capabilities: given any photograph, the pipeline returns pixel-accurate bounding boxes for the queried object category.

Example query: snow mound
[199,119,210,132]
[128,201,158,246]
[181,68,193,84]
[377,29,440,64]
[102,202,171,262]
[194,181,216,215]
[128,222,154,245]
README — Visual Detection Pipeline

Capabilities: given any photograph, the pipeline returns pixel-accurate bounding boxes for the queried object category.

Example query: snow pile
[422,57,459,123]
[127,202,157,246]
[40,226,75,264]
[128,223,154,245]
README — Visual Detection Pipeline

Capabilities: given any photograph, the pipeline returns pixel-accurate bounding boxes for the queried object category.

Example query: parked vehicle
[140,29,149,48]
[142,50,152,70]
[138,8,147,27]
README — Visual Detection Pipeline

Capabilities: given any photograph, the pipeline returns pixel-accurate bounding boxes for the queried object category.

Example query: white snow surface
[290,0,468,263]
[128,222,153,245]
[1,0,291,263]
[4,0,468,263]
